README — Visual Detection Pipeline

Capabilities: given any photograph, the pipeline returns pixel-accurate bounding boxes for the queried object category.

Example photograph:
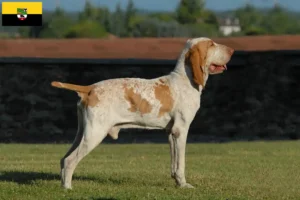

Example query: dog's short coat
[51,37,234,189]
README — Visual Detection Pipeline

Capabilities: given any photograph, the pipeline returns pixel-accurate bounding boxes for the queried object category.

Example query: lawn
[0,141,300,200]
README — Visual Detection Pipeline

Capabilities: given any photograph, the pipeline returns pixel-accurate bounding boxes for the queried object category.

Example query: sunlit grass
[0,141,300,200]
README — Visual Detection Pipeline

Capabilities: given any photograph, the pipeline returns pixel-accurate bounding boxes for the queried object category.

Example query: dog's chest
[174,82,201,112]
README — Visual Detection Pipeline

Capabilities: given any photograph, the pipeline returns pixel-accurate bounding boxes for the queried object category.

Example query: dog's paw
[179,183,195,189]
[62,184,72,190]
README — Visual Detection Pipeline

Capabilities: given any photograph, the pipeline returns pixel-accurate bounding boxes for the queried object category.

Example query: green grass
[0,141,300,200]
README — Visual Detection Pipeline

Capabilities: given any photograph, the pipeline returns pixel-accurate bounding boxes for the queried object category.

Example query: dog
[51,37,234,189]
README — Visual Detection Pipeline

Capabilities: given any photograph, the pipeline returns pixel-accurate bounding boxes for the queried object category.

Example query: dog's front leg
[171,125,194,189]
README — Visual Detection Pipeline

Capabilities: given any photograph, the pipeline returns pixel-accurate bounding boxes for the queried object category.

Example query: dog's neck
[170,48,209,92]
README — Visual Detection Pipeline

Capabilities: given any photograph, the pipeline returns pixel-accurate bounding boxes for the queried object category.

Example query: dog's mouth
[209,64,227,74]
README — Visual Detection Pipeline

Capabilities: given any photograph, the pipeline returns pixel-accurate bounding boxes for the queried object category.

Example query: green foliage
[17,8,74,38]
[18,27,30,38]
[244,26,266,36]
[201,10,218,26]
[39,8,74,38]
[64,20,108,38]
[125,0,137,25]
[234,5,267,36]
[234,5,300,36]
[97,7,111,32]
[0,32,13,38]
[132,18,160,37]
[176,0,205,24]
[62,2,110,38]
[149,12,175,22]
[235,5,264,31]
[262,6,300,35]
[79,1,99,21]
[132,17,181,37]
[109,2,126,37]
[10,0,300,38]
[124,0,137,36]
[183,23,220,37]
[79,1,112,33]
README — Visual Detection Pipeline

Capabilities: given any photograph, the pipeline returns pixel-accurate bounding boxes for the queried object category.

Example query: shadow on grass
[69,198,118,200]
[0,171,60,184]
[0,170,127,186]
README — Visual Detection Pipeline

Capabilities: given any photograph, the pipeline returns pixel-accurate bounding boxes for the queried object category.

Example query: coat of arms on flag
[17,8,27,20]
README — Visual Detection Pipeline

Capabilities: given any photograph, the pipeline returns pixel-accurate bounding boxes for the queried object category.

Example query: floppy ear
[185,41,211,87]
[186,47,204,87]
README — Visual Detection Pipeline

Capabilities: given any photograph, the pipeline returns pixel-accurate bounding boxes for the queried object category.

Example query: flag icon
[2,2,42,26]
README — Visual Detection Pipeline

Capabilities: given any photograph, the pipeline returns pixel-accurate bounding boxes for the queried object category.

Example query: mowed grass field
[0,142,300,200]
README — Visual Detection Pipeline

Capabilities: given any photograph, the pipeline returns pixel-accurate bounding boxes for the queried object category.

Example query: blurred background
[1,0,300,143]
[1,0,300,38]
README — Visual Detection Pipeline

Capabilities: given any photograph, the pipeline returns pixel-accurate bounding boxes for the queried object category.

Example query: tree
[79,1,112,33]
[132,18,180,37]
[79,1,98,21]
[124,0,137,36]
[18,27,30,38]
[110,2,126,37]
[176,0,205,24]
[39,8,74,38]
[235,5,266,35]
[149,12,175,22]
[243,26,266,36]
[202,10,218,27]
[262,6,300,35]
[64,20,108,38]
[97,7,111,32]
[182,23,220,37]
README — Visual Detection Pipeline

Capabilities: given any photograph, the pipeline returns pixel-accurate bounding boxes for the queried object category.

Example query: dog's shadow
[0,171,61,184]
[0,170,123,186]
[69,199,117,200]
[0,171,119,200]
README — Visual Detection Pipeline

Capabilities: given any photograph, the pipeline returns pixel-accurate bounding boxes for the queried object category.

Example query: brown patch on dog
[185,40,213,87]
[154,82,174,117]
[124,87,152,114]
[77,87,101,107]
[87,88,102,107]
[77,92,88,105]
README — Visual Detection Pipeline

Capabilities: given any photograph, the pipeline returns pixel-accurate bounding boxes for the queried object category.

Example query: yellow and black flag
[2,2,42,26]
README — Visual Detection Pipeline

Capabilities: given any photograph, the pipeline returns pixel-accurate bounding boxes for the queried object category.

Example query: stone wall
[1,51,300,143]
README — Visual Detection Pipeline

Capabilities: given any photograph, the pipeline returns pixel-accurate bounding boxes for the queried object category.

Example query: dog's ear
[185,41,211,87]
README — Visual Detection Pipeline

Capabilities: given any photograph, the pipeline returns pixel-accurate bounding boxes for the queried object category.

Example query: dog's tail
[51,81,93,94]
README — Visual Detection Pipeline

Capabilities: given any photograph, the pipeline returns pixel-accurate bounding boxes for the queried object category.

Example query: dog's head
[185,37,234,87]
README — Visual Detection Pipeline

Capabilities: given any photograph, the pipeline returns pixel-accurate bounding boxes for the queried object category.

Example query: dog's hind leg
[60,106,109,189]
[60,102,84,188]
[168,133,177,179]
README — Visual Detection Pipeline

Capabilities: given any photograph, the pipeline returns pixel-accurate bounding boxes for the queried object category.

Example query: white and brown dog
[51,37,234,189]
